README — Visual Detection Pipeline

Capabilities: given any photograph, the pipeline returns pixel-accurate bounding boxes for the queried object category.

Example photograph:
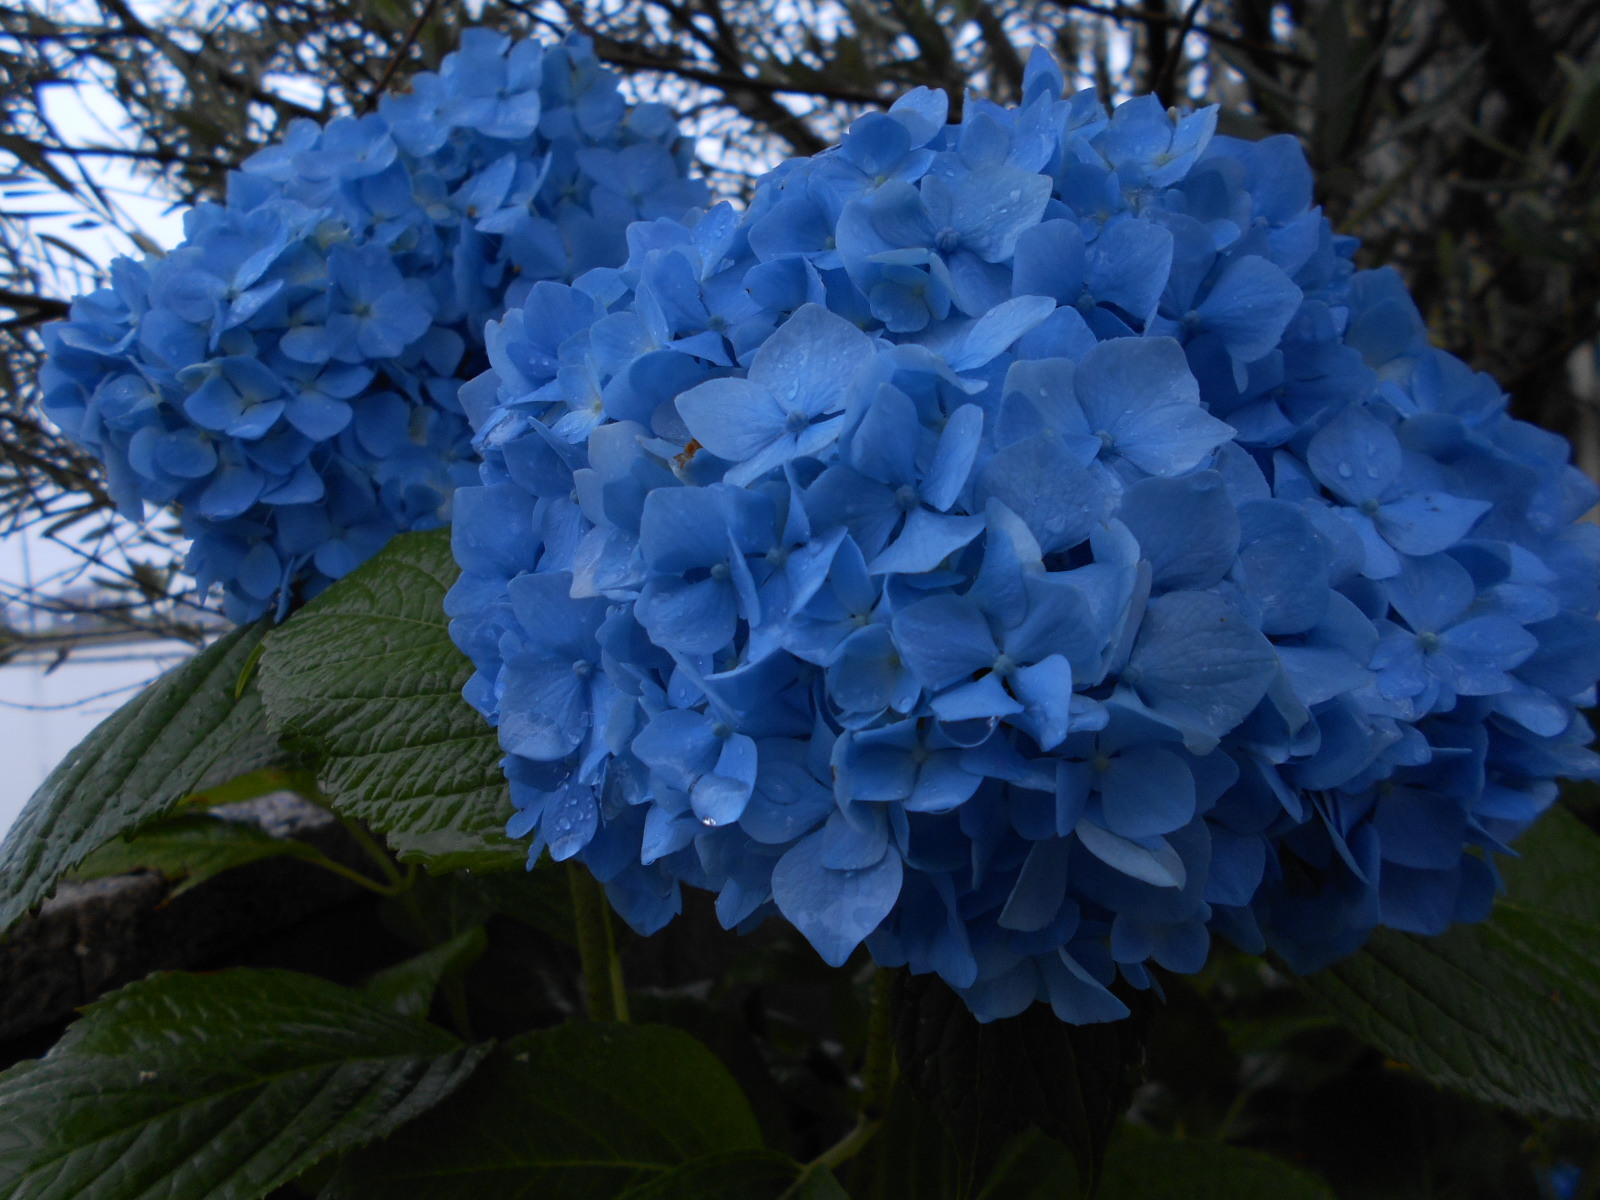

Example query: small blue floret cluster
[449,48,1600,1022]
[40,30,707,621]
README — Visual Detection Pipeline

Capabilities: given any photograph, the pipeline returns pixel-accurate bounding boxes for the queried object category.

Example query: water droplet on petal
[1336,463,1353,478]
[701,816,718,827]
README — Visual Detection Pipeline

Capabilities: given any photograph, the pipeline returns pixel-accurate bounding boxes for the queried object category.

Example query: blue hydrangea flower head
[41,31,708,622]
[449,46,1600,1021]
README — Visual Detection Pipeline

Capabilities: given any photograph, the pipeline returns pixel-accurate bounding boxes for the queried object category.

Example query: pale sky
[0,60,189,837]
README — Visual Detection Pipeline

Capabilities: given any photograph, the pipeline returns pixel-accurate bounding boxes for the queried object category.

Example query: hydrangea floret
[448,49,1600,1023]
[41,30,708,621]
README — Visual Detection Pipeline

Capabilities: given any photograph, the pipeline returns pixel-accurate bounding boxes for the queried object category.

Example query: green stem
[339,814,409,889]
[387,869,475,1041]
[567,861,629,1022]
[781,1116,882,1200]
[294,790,472,1036]
[292,848,409,897]
[779,968,896,1199]
[862,968,896,1118]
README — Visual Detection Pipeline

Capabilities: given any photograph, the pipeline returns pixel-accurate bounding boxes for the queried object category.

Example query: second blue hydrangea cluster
[448,51,1600,1023]
[41,30,707,621]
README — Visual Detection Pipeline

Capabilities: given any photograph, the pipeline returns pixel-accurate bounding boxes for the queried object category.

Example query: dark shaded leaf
[845,1077,962,1200]
[324,1022,765,1199]
[613,1149,844,1199]
[1095,1127,1334,1199]
[68,811,323,896]
[363,925,488,1019]
[0,969,488,1200]
[1302,805,1600,1119]
[890,972,1147,1191]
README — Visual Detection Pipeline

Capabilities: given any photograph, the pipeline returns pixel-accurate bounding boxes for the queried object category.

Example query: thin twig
[365,0,450,111]
[1055,0,1313,68]
[1152,0,1206,103]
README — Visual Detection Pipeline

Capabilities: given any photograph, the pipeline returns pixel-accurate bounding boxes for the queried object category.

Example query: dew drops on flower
[447,46,1600,1024]
[40,29,708,622]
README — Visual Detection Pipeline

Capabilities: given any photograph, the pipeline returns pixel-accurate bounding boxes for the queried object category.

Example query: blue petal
[1193,254,1301,363]
[998,838,1071,931]
[949,166,1052,262]
[921,403,983,511]
[675,376,784,462]
[636,576,737,656]
[891,594,998,689]
[748,302,877,417]
[1011,655,1075,750]
[976,435,1105,554]
[1088,218,1173,323]
[931,673,1023,722]
[1373,789,1465,870]
[1306,407,1401,505]
[499,661,589,759]
[1376,491,1491,556]
[1116,471,1239,591]
[631,708,719,790]
[543,788,599,862]
[830,624,921,715]
[772,831,903,966]
[1011,220,1087,304]
[821,805,890,870]
[1384,552,1474,632]
[1233,499,1329,635]
[741,740,835,844]
[933,295,1057,372]
[868,507,985,575]
[692,732,758,826]
[1098,747,1195,839]
[1076,821,1186,888]
[851,385,920,486]
[1123,591,1277,744]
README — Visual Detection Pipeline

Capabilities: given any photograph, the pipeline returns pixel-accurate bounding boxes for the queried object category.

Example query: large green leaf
[613,1151,845,1199]
[257,529,522,873]
[0,969,488,1200]
[891,972,1147,1189]
[323,1022,765,1199]
[0,620,286,934]
[1303,805,1600,1118]
[1095,1128,1334,1200]
[975,1127,1334,1200]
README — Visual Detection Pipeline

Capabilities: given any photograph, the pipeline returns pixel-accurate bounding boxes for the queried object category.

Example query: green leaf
[0,968,488,1200]
[323,1022,765,1199]
[67,811,324,896]
[423,862,577,945]
[1095,1128,1334,1200]
[612,1150,842,1199]
[891,972,1147,1190]
[0,620,287,934]
[975,1126,1335,1200]
[847,1078,962,1200]
[1302,805,1600,1119]
[973,1130,1080,1200]
[363,926,488,1019]
[257,530,521,873]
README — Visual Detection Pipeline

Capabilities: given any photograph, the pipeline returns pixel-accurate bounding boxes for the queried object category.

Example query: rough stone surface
[0,794,361,1043]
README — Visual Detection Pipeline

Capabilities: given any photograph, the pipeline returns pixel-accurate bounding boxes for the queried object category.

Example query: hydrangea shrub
[448,49,1600,1022]
[40,29,708,621]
